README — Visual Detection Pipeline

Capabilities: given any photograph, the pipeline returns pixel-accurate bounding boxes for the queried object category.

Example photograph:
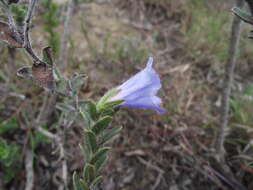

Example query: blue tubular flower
[110,57,165,114]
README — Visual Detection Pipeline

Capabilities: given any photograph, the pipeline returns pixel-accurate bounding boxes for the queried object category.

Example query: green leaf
[84,130,98,153]
[0,118,18,134]
[99,108,114,117]
[83,164,95,183]
[232,7,253,25]
[95,155,107,174]
[90,147,110,164]
[73,172,83,190]
[86,100,97,120]
[99,126,123,145]
[92,116,112,135]
[79,179,89,190]
[80,108,92,129]
[90,176,103,188]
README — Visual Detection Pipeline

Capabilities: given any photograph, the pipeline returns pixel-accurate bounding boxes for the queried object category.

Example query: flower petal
[117,57,161,99]
[121,95,165,114]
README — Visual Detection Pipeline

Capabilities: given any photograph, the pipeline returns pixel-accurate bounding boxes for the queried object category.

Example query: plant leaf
[90,147,110,164]
[99,126,122,145]
[90,176,103,188]
[84,130,98,153]
[73,172,83,190]
[83,164,95,183]
[92,116,112,135]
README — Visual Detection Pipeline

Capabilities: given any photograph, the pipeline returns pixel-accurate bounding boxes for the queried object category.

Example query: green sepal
[90,176,103,188]
[97,88,120,111]
[90,147,110,164]
[95,155,107,174]
[83,164,95,183]
[92,116,112,135]
[232,7,253,25]
[99,126,123,145]
[84,130,98,153]
[103,99,124,110]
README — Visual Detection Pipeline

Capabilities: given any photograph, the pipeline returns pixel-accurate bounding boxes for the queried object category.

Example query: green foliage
[0,139,20,183]
[74,91,123,189]
[186,0,229,62]
[29,127,51,151]
[41,0,60,54]
[0,118,18,134]
[11,4,26,25]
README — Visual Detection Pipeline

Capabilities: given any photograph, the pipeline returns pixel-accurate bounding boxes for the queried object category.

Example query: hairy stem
[214,0,244,157]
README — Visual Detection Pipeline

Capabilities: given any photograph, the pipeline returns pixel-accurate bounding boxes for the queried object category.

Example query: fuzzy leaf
[86,100,97,120]
[99,126,122,145]
[94,155,107,174]
[84,130,98,153]
[73,172,83,190]
[92,116,112,135]
[79,179,89,190]
[90,147,110,164]
[83,164,95,183]
[90,176,103,188]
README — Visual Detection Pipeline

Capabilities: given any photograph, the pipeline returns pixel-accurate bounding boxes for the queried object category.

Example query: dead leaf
[32,61,56,90]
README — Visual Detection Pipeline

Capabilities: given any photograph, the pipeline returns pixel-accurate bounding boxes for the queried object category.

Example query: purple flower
[109,57,165,114]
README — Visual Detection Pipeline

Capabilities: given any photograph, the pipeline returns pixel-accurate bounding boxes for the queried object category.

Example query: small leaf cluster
[10,4,26,26]
[41,0,60,53]
[0,139,20,183]
[73,90,123,190]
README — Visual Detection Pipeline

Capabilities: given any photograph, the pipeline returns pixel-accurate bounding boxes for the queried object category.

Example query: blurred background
[0,0,253,189]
